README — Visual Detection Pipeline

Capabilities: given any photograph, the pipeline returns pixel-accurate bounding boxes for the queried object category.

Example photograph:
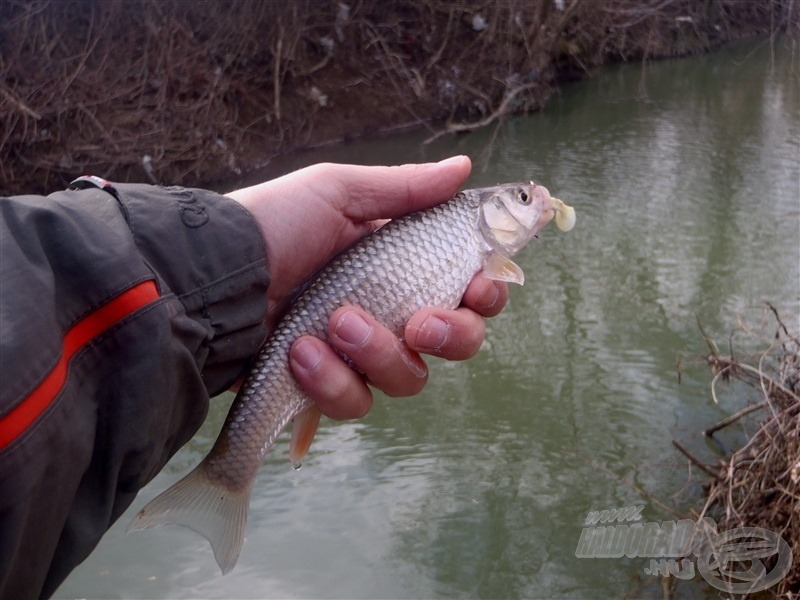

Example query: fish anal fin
[126,464,252,575]
[483,253,525,285]
[289,404,323,469]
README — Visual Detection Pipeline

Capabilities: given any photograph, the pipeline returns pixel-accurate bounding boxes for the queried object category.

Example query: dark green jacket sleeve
[0,180,270,598]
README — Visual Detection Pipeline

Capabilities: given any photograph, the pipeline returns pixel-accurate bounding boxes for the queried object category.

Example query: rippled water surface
[58,37,798,599]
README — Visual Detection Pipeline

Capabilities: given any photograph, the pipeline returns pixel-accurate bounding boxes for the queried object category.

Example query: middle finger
[328,307,429,397]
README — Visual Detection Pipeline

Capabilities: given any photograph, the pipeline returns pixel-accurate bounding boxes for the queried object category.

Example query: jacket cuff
[112,183,270,394]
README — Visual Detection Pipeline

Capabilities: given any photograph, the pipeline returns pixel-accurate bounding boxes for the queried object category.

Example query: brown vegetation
[678,307,799,597]
[1,0,795,196]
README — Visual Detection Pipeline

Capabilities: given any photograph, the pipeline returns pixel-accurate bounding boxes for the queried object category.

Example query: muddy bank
[1,0,795,196]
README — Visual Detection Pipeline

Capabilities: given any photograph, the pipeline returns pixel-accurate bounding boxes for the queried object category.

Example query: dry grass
[681,306,799,597]
[1,0,794,195]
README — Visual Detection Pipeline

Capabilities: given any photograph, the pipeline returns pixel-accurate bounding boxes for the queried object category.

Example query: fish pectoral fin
[126,464,252,575]
[289,405,323,469]
[483,253,525,285]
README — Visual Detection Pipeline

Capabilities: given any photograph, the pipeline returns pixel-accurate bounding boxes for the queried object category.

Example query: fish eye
[517,188,530,204]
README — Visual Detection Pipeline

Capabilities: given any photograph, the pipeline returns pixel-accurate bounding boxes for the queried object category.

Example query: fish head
[477,182,562,255]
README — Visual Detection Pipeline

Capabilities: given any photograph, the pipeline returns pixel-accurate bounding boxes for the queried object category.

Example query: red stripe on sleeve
[0,280,160,450]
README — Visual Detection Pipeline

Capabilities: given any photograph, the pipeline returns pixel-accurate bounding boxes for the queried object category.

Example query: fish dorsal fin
[483,253,525,285]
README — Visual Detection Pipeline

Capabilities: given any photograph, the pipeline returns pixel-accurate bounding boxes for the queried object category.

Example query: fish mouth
[527,181,556,233]
[528,181,575,233]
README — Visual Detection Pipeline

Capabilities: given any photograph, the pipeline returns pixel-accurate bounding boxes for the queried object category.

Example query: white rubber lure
[553,198,576,232]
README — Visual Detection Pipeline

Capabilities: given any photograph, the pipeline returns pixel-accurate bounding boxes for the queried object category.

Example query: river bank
[691,310,798,597]
[1,0,796,196]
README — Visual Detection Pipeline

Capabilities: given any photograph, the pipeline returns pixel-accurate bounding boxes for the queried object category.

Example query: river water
[58,36,798,599]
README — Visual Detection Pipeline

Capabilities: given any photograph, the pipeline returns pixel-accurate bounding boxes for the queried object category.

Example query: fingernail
[394,339,428,379]
[292,339,322,371]
[334,310,373,346]
[477,281,500,310]
[415,315,449,351]
[437,155,468,166]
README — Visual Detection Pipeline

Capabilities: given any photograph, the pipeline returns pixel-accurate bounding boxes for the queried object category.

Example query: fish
[127,181,576,573]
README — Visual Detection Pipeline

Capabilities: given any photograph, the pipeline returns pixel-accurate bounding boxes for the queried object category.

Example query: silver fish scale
[204,192,485,486]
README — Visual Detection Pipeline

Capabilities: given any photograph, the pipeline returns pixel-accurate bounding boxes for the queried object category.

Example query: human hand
[227,157,509,419]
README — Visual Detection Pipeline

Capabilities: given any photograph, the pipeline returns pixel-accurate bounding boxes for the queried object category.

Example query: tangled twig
[1,0,792,195]
[677,306,799,597]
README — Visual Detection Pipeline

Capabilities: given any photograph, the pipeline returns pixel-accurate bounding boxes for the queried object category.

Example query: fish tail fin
[126,464,252,575]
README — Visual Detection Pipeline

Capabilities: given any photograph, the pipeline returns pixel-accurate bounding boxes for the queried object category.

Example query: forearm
[0,180,269,598]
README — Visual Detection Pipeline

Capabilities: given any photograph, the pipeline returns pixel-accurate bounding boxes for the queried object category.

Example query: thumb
[322,155,473,222]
